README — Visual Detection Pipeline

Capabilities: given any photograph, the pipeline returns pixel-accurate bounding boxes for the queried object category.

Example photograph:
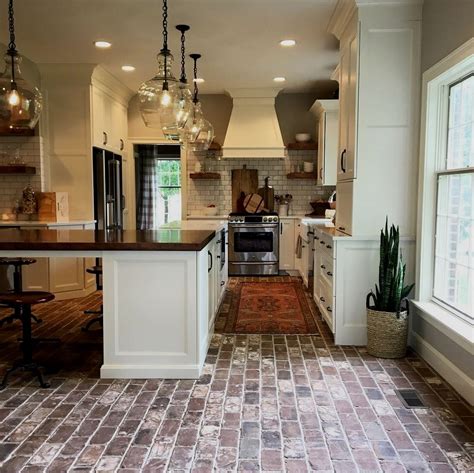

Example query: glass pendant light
[160,24,193,141]
[138,0,179,130]
[183,54,215,152]
[0,0,42,133]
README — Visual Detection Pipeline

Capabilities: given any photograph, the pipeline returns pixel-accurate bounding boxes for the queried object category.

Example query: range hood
[222,88,287,159]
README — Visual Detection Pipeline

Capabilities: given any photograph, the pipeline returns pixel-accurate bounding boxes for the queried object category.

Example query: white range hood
[222,88,287,159]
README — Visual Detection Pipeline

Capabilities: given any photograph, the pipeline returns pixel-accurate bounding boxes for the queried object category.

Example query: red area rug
[220,280,319,334]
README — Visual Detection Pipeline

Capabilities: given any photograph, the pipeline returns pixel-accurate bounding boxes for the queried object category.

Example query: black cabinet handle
[327,306,332,313]
[280,222,283,235]
[338,226,346,231]
[326,245,332,249]
[103,132,108,145]
[221,281,225,286]
[327,271,333,277]
[320,241,325,245]
[321,265,326,269]
[340,149,346,173]
[314,236,319,240]
[208,251,213,272]
[120,139,124,151]
[320,297,326,302]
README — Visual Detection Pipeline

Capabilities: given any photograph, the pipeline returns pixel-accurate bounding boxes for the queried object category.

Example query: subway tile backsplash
[0,136,46,220]
[187,150,335,216]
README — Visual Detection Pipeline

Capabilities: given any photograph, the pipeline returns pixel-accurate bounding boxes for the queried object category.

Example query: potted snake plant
[366,220,414,358]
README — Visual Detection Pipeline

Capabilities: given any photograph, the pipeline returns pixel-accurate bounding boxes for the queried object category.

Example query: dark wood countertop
[0,229,216,251]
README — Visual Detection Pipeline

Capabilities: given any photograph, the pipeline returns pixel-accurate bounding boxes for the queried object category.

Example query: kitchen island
[0,228,219,379]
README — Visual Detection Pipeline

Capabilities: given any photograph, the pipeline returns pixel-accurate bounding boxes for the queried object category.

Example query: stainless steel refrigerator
[93,147,125,231]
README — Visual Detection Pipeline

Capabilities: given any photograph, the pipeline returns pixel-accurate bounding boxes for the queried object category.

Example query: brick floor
[0,281,472,471]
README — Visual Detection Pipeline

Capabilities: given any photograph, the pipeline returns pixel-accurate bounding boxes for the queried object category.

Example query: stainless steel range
[228,212,279,276]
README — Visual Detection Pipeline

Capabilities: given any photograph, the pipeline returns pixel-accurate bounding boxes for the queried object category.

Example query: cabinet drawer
[315,234,334,258]
[319,252,334,287]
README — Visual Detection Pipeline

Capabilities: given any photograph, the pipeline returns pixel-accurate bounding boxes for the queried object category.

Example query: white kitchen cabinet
[337,28,358,182]
[20,222,97,300]
[91,84,128,154]
[206,233,227,329]
[312,225,415,345]
[279,218,295,271]
[310,100,339,186]
[328,3,421,237]
[294,221,303,276]
[335,180,353,235]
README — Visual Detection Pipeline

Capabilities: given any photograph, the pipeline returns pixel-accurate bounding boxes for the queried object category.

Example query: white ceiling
[1,0,340,94]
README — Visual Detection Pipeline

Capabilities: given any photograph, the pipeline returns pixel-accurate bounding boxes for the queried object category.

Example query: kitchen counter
[0,220,96,227]
[164,219,227,232]
[0,228,215,252]
[0,227,218,380]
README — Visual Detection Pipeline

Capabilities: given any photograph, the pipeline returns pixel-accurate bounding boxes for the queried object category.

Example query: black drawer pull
[320,265,326,269]
[327,306,332,313]
[221,281,225,286]
[327,271,333,277]
[326,245,332,249]
[314,236,319,240]
[320,297,325,302]
[320,241,325,245]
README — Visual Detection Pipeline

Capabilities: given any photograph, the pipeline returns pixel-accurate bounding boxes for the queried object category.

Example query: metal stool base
[0,360,50,390]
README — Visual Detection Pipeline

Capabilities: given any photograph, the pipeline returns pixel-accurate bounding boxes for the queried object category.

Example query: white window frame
[415,39,474,342]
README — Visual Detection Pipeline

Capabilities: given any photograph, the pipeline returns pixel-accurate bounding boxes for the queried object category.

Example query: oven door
[229,224,279,263]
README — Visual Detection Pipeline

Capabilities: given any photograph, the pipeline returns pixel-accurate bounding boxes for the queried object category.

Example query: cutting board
[243,193,265,213]
[232,166,258,212]
[37,192,69,222]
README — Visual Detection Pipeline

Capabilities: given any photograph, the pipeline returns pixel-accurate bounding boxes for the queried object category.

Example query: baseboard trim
[100,364,202,379]
[410,332,474,406]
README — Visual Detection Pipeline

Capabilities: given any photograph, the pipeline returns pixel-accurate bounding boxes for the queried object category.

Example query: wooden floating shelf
[286,142,317,151]
[286,172,317,179]
[0,165,36,175]
[0,128,35,137]
[189,172,221,180]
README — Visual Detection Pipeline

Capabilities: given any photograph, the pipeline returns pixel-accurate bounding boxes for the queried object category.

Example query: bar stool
[82,265,103,332]
[0,291,55,389]
[0,258,42,327]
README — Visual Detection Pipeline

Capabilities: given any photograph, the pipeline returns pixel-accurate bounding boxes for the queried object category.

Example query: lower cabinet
[279,219,295,271]
[21,222,97,300]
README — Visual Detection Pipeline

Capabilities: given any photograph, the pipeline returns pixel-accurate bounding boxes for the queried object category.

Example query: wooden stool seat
[86,266,103,275]
[0,291,54,306]
[0,291,55,390]
[0,257,36,267]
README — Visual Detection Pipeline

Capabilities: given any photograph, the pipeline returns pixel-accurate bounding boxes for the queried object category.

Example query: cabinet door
[110,99,127,154]
[22,258,50,291]
[279,219,295,270]
[317,114,326,186]
[49,257,85,293]
[91,86,108,149]
[345,33,358,179]
[337,32,358,181]
[294,221,303,275]
[335,181,353,235]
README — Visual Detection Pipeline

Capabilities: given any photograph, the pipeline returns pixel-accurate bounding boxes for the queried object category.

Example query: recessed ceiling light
[273,77,286,83]
[121,65,136,72]
[94,40,112,49]
[193,78,205,84]
[280,39,296,47]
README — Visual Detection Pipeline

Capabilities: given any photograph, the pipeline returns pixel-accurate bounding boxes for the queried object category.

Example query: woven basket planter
[367,308,408,358]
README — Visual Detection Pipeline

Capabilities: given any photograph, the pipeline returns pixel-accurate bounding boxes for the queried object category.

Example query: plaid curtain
[137,149,158,230]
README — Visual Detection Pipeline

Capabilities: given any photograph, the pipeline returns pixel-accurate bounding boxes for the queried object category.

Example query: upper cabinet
[310,99,339,186]
[91,72,129,155]
[337,29,358,182]
[328,1,422,237]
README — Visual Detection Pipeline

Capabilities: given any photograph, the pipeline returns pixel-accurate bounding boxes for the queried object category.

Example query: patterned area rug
[217,277,319,334]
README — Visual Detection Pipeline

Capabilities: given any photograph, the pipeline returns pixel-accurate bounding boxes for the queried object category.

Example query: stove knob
[263,216,267,222]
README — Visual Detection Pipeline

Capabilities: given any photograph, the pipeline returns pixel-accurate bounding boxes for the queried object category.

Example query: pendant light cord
[180,29,186,83]
[162,0,169,90]
[8,0,17,86]
[190,54,201,104]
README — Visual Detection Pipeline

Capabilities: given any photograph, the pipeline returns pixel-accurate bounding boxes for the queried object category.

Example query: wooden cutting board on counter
[231,166,258,212]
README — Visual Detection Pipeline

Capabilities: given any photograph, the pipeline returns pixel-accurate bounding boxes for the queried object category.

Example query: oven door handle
[229,224,278,230]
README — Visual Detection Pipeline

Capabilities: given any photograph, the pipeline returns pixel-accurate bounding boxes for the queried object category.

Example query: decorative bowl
[295,133,311,142]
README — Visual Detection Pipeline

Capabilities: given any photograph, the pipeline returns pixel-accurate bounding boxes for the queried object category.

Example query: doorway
[134,144,181,229]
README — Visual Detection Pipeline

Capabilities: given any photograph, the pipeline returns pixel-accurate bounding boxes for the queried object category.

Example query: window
[155,158,181,226]
[433,75,473,320]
